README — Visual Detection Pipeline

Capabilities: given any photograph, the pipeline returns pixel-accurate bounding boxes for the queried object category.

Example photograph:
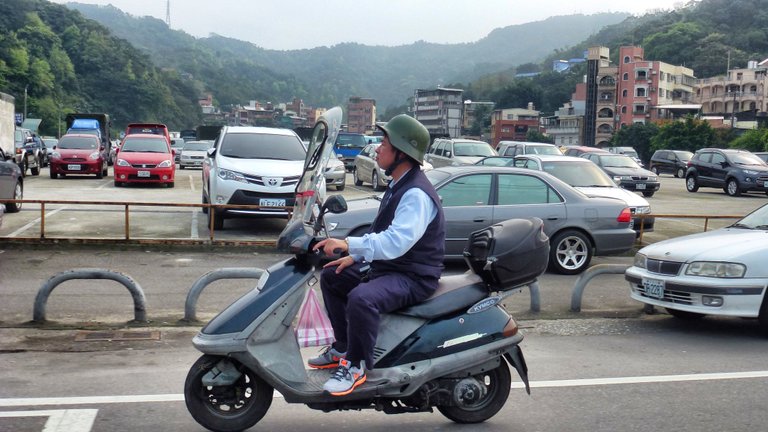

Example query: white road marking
[2,370,768,407]
[188,175,195,191]
[8,207,66,238]
[0,409,97,432]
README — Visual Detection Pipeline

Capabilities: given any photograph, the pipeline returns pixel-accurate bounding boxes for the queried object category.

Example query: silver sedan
[325,166,636,275]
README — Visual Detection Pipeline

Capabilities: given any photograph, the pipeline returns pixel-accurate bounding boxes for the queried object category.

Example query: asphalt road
[1,167,768,432]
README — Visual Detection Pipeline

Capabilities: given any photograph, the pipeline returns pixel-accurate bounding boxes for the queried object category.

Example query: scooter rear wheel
[437,360,511,424]
[184,354,273,432]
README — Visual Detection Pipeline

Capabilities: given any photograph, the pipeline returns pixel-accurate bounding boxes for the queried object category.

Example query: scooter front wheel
[437,360,511,424]
[184,354,273,432]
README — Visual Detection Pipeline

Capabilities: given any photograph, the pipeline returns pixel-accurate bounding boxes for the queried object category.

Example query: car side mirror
[720,161,728,168]
[445,151,451,157]
[322,195,348,214]
[207,147,216,157]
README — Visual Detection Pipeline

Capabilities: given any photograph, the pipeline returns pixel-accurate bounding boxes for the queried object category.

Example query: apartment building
[489,103,541,148]
[347,97,376,134]
[695,59,768,126]
[412,87,463,138]
[542,83,586,146]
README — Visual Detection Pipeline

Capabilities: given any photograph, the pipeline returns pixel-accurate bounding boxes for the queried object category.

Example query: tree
[729,128,768,151]
[612,123,660,163]
[526,130,553,143]
[650,117,718,154]
[467,104,493,137]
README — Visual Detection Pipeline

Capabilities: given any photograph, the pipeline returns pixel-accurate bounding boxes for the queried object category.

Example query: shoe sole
[307,362,339,370]
[329,374,367,396]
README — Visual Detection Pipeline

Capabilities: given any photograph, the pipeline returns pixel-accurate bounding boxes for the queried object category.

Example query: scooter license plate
[67,164,81,171]
[137,171,150,178]
[642,278,665,299]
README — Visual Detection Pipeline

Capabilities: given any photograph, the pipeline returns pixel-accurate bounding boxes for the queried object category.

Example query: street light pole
[23,85,28,120]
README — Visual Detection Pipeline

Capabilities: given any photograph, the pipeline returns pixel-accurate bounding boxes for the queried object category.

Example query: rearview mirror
[322,195,347,215]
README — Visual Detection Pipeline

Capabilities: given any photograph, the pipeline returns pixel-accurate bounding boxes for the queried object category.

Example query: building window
[622,89,628,97]
[636,88,646,97]
[634,104,645,114]
[623,73,629,81]
[737,72,743,80]
[621,106,627,114]
[623,56,630,64]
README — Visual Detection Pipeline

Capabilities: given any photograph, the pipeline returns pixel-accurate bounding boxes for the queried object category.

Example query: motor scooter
[184,107,550,432]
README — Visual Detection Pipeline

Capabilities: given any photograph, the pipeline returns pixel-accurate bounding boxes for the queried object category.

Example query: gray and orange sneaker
[323,359,366,396]
[307,346,346,369]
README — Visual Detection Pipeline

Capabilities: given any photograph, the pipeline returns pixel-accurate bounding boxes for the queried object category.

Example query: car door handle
[473,217,486,222]
[546,216,559,220]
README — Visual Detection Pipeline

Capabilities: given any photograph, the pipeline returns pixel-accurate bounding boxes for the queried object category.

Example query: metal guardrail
[634,213,742,244]
[0,199,292,245]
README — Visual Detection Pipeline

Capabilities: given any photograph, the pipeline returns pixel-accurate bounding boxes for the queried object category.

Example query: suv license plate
[636,183,646,190]
[642,278,665,299]
[260,198,285,207]
[67,164,81,171]
[137,170,150,177]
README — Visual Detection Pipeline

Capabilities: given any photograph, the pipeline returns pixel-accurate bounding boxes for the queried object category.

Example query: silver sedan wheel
[550,230,592,275]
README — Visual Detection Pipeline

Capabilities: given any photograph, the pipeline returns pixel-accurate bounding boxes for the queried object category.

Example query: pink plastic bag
[295,288,335,347]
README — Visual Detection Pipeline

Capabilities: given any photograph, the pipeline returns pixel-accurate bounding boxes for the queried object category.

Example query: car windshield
[600,155,639,168]
[121,138,170,153]
[453,142,495,157]
[58,137,98,150]
[543,161,615,187]
[336,134,367,148]
[731,204,768,229]
[673,151,693,161]
[220,133,305,160]
[528,145,561,155]
[183,142,211,151]
[731,153,766,166]
[425,169,452,186]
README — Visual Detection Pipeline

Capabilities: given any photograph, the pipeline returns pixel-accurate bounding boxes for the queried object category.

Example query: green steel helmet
[377,114,430,165]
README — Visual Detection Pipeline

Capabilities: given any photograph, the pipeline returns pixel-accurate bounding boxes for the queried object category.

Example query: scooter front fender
[505,345,530,394]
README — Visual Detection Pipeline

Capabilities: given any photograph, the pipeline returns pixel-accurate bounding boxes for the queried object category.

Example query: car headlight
[89,152,100,160]
[648,175,658,181]
[633,253,647,269]
[217,168,248,183]
[50,151,61,160]
[613,175,632,182]
[332,165,345,173]
[158,160,173,168]
[635,206,651,214]
[116,159,131,167]
[686,261,745,278]
[743,169,759,175]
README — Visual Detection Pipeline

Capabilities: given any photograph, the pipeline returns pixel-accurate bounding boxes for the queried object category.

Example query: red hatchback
[49,134,108,179]
[113,134,175,187]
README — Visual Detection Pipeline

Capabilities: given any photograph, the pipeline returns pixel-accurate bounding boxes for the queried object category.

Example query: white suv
[202,126,306,230]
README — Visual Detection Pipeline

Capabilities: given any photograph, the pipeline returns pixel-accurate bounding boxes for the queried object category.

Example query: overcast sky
[52,0,682,50]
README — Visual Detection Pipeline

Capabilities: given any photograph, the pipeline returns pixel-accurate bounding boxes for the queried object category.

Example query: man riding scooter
[311,115,445,395]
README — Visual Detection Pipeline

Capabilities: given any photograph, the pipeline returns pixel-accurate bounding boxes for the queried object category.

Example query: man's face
[375,136,397,170]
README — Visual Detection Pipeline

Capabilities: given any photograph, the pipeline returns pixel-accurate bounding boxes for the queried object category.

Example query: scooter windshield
[277,107,342,252]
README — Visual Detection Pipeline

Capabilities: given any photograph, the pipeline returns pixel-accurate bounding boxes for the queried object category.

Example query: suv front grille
[646,258,683,275]
[243,174,301,187]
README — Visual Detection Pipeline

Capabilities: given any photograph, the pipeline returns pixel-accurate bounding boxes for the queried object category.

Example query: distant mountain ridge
[66,3,629,109]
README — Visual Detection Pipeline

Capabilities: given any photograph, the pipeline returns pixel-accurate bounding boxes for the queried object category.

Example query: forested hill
[0,0,202,134]
[66,3,629,109]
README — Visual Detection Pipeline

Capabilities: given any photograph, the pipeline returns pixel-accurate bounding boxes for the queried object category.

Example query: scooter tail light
[502,317,519,337]
[617,207,632,223]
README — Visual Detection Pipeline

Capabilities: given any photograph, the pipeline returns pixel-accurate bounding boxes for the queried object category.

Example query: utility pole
[165,0,171,27]
[23,85,28,120]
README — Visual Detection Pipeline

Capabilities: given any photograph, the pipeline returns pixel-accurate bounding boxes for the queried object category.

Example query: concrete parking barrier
[184,268,265,322]
[33,269,147,322]
[570,264,630,312]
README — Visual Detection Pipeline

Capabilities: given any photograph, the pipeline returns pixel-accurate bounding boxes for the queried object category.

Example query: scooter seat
[396,272,488,319]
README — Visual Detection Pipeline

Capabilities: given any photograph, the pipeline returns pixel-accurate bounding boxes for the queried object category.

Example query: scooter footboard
[504,345,530,394]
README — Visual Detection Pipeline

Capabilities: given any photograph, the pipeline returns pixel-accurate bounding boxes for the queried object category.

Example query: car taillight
[617,207,632,223]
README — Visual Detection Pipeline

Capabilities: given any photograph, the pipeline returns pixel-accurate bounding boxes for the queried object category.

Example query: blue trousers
[320,263,437,370]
